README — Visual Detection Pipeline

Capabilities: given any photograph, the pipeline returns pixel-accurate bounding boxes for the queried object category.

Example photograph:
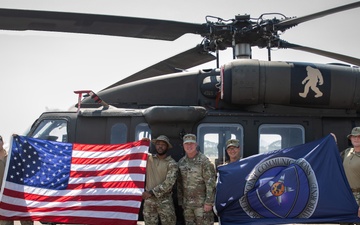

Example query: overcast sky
[0,0,359,146]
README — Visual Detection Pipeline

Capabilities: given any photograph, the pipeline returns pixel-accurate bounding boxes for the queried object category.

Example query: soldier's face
[183,142,197,154]
[350,135,360,148]
[227,146,240,158]
[155,141,168,155]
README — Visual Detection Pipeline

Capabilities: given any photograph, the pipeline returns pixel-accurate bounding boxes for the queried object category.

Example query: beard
[157,148,168,156]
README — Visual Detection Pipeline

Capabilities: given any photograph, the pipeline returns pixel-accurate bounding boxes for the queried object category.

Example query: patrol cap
[226,139,240,149]
[151,135,172,148]
[183,134,197,144]
[347,127,360,139]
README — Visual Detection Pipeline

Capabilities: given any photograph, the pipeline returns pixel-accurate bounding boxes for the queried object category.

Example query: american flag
[0,135,149,225]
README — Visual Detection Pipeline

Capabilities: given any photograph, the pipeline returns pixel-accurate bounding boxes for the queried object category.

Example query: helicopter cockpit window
[197,124,243,167]
[31,119,68,142]
[110,123,127,144]
[135,123,151,141]
[259,124,305,154]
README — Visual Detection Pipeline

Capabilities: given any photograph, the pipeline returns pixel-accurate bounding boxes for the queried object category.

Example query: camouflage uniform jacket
[146,154,178,198]
[177,152,216,207]
[0,154,7,188]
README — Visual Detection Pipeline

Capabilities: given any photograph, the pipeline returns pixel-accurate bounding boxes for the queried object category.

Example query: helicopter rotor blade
[103,45,216,89]
[279,41,360,66]
[0,8,204,41]
[276,1,360,30]
[1,3,359,81]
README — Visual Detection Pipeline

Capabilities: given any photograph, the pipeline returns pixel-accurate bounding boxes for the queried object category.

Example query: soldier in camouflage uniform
[341,128,360,225]
[177,134,216,225]
[142,135,178,225]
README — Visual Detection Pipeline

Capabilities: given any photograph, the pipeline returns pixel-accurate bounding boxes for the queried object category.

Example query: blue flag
[215,134,360,225]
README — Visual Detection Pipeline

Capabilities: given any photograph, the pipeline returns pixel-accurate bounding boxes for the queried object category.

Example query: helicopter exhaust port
[200,75,221,99]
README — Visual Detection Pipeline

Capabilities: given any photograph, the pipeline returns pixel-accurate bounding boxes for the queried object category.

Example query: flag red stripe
[67,181,145,189]
[0,202,140,214]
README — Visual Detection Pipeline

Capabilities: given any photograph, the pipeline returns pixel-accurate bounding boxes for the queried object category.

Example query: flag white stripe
[5,182,143,196]
[70,159,146,171]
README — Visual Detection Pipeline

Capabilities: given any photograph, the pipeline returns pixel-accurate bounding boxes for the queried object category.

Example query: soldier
[341,128,360,225]
[225,139,241,164]
[142,135,178,225]
[177,134,216,225]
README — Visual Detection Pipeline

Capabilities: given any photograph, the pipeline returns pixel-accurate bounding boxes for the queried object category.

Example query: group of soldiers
[142,134,241,225]
[142,129,360,225]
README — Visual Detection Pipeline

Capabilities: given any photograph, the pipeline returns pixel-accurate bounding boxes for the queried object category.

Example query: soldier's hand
[142,191,152,200]
[204,204,213,212]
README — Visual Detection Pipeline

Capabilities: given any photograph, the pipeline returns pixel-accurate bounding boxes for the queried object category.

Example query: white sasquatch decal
[299,66,323,98]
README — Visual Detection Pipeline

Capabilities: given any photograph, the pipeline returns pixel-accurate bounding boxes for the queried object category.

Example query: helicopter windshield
[30,119,68,142]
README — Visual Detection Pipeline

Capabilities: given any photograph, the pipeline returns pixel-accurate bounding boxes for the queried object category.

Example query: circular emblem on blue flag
[240,157,318,218]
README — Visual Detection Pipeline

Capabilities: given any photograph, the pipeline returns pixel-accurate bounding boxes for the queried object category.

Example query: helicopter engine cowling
[221,59,360,110]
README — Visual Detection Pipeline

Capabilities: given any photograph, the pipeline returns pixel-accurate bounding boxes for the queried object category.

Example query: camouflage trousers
[183,206,214,225]
[340,191,360,225]
[0,221,33,225]
[143,194,176,225]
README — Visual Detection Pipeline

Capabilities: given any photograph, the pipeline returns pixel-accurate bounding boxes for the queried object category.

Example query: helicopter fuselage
[26,59,360,224]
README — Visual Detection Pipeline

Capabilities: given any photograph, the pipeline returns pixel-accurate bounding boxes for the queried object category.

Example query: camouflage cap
[347,127,360,139]
[151,135,172,148]
[183,134,197,144]
[226,139,240,149]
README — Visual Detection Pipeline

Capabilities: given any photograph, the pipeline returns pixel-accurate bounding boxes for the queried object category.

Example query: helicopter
[1,1,360,224]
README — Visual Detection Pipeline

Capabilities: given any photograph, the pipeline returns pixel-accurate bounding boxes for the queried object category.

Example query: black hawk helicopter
[0,1,360,224]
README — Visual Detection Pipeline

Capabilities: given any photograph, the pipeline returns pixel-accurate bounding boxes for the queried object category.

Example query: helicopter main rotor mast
[198,1,360,63]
